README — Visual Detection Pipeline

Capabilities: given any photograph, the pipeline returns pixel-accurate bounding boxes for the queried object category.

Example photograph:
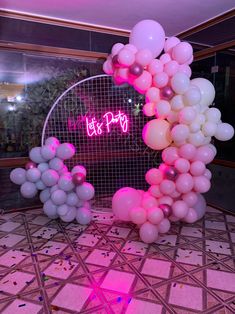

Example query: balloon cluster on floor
[104,19,234,243]
[10,137,95,224]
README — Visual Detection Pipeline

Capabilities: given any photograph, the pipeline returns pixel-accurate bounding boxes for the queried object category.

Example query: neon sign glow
[67,110,129,137]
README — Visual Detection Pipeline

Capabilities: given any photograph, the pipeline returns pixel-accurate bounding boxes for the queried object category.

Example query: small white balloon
[71,165,87,176]
[179,107,196,124]
[170,95,184,111]
[26,168,41,183]
[20,181,37,198]
[29,147,46,164]
[76,182,95,201]
[51,189,67,205]
[10,168,26,185]
[205,107,221,123]
[41,169,59,187]
[41,145,56,160]
[45,137,60,149]
[183,85,201,106]
[43,199,58,218]
[202,121,217,137]
[37,163,49,173]
[35,180,46,190]
[56,143,75,160]
[66,192,79,206]
[58,174,75,192]
[215,123,234,141]
[60,206,76,222]
[188,131,205,147]
[171,73,190,94]
[39,188,51,203]
[76,207,92,225]
[49,157,64,171]
[57,204,69,216]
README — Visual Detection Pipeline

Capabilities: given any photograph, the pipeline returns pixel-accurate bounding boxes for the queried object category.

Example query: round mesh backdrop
[42,74,161,197]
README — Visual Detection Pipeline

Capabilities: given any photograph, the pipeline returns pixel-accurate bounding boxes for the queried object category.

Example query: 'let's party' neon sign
[67,111,129,137]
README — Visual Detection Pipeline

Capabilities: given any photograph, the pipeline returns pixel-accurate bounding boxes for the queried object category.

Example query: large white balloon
[191,78,215,110]
[129,20,165,58]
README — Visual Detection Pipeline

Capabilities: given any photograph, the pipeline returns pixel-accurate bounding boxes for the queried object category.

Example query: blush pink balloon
[176,173,194,194]
[139,222,159,243]
[190,161,206,176]
[178,143,197,160]
[147,207,164,224]
[148,185,163,198]
[172,200,189,218]
[164,60,179,77]
[148,59,163,75]
[158,196,173,206]
[172,42,193,64]
[112,187,141,221]
[146,87,160,103]
[162,147,179,165]
[111,43,124,56]
[164,36,181,53]
[103,59,114,75]
[116,68,129,83]
[129,206,147,224]
[158,218,171,233]
[145,168,163,185]
[193,193,206,220]
[182,191,198,207]
[178,64,192,77]
[118,48,135,66]
[174,158,190,173]
[203,169,212,180]
[134,70,152,94]
[171,190,181,198]
[171,124,189,142]
[143,102,155,117]
[142,195,158,209]
[194,145,215,164]
[194,176,211,193]
[160,179,175,195]
[184,208,198,223]
[160,53,171,64]
[135,49,153,66]
[153,72,169,88]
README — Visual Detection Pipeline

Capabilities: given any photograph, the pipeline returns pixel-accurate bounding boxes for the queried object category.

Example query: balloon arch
[10,19,234,243]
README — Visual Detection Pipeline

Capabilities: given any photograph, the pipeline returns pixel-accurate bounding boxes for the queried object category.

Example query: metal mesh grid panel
[42,75,161,197]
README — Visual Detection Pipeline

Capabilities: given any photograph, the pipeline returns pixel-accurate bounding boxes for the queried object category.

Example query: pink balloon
[116,68,129,83]
[158,196,173,206]
[145,168,163,185]
[203,169,212,180]
[125,44,138,54]
[153,72,169,88]
[162,147,179,165]
[139,222,159,243]
[158,218,171,233]
[171,190,181,198]
[148,59,163,75]
[176,173,194,194]
[160,179,175,195]
[172,42,193,64]
[194,176,211,193]
[171,124,189,142]
[184,208,198,223]
[164,60,179,77]
[135,49,153,66]
[148,185,163,198]
[193,193,206,220]
[112,187,141,221]
[103,59,114,75]
[129,206,147,224]
[143,102,155,117]
[174,158,190,173]
[179,143,196,160]
[142,195,158,209]
[160,53,171,64]
[190,161,206,176]
[146,87,160,103]
[111,43,124,56]
[164,37,181,53]
[182,191,198,207]
[172,200,189,218]
[134,70,152,94]
[130,20,165,58]
[147,207,164,224]
[178,64,192,77]
[118,48,135,66]
[194,145,215,164]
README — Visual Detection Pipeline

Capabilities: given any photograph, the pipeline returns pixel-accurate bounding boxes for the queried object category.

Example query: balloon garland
[10,137,95,224]
[103,19,234,243]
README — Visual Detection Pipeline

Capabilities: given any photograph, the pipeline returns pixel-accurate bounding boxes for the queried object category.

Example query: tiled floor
[0,199,235,313]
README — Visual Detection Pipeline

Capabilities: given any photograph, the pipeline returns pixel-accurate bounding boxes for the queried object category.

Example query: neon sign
[67,111,129,137]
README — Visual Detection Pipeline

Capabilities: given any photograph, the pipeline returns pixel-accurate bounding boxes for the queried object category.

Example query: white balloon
[170,95,184,111]
[188,131,205,147]
[26,168,41,183]
[49,157,64,171]
[171,124,189,142]
[66,192,79,206]
[76,207,92,225]
[205,107,221,123]
[41,145,56,160]
[29,147,46,164]
[76,182,95,201]
[215,123,234,141]
[51,189,67,205]
[50,184,59,193]
[183,85,201,106]
[39,188,51,203]
[56,143,75,160]
[60,206,77,222]
[35,180,46,190]
[189,122,201,133]
[179,107,196,124]
[20,181,37,198]
[41,169,59,187]
[171,73,190,94]
[58,174,74,192]
[45,137,60,149]
[191,78,215,109]
[57,204,69,216]
[10,168,26,185]
[202,121,217,137]
[37,163,49,173]
[71,165,87,176]
[155,100,171,118]
[43,199,58,218]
